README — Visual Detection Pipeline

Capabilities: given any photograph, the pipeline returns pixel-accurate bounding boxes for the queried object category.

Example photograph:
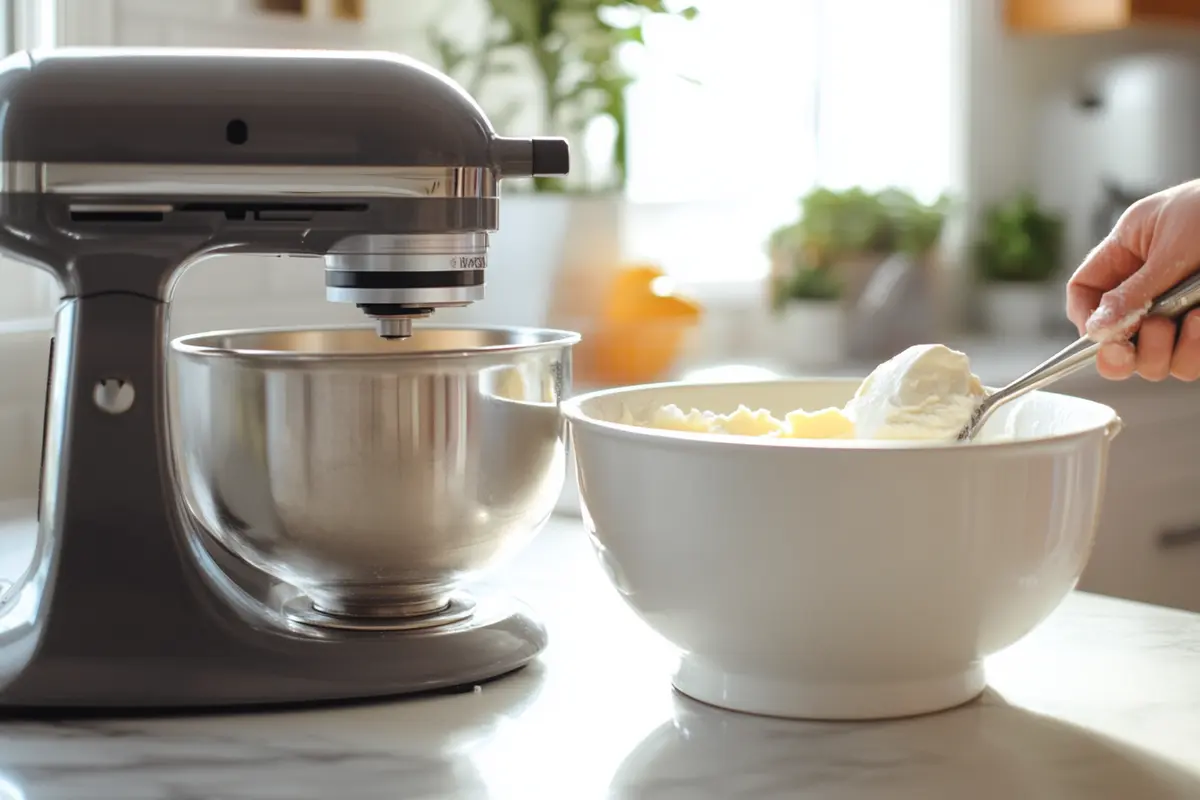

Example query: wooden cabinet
[1006,0,1200,34]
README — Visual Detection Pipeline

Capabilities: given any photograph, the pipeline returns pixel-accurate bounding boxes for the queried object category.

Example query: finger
[1096,342,1136,380]
[1066,236,1143,334]
[1134,315,1175,381]
[1171,310,1200,381]
[1087,253,1197,340]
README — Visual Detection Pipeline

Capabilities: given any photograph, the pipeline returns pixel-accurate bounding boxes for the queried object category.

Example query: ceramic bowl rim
[561,378,1122,453]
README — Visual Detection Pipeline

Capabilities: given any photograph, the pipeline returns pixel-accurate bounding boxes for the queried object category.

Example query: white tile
[172,255,273,302]
[167,296,364,338]
[0,331,52,405]
[0,263,35,318]
[60,0,117,46]
[0,407,38,503]
[114,18,163,45]
[266,256,327,297]
[117,0,229,23]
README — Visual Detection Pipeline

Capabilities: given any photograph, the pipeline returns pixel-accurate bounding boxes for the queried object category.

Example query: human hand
[1066,178,1200,381]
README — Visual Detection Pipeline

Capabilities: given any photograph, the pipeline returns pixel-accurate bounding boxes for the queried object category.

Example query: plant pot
[774,301,846,370]
[430,193,625,329]
[982,283,1049,339]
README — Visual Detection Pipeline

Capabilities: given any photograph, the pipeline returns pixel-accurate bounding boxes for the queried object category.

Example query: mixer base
[0,591,547,710]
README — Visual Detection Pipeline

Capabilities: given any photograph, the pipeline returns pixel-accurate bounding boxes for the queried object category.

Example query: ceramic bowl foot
[672,657,986,721]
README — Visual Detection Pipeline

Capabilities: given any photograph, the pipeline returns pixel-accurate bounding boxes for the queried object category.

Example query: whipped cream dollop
[639,344,986,442]
[845,344,985,440]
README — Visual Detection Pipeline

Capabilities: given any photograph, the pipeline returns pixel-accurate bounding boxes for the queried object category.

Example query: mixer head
[0,48,570,339]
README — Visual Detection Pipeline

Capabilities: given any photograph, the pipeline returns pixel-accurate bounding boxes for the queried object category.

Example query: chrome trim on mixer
[325,233,490,272]
[324,284,484,305]
[0,162,498,198]
[69,202,176,213]
[327,253,490,273]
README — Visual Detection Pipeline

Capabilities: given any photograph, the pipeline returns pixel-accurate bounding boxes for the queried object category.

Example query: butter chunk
[715,405,785,436]
[781,407,855,439]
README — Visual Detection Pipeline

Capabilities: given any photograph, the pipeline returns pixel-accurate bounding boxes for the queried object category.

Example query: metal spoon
[957,270,1200,441]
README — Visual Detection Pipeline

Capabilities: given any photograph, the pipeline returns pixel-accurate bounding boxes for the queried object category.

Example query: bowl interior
[567,379,1117,445]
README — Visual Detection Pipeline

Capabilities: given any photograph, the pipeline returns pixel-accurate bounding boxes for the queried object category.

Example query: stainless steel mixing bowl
[170,325,579,620]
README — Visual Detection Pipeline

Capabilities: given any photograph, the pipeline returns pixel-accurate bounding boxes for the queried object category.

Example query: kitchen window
[622,0,962,291]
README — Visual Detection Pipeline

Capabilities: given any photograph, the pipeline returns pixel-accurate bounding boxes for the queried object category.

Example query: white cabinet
[1057,372,1200,613]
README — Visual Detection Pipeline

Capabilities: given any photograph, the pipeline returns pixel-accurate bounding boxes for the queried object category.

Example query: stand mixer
[0,48,574,708]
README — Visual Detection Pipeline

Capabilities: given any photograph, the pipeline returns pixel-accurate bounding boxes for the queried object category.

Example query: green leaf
[777,263,842,305]
[428,31,467,73]
[487,0,542,43]
[616,23,644,43]
[973,192,1064,283]
[446,0,699,192]
[679,5,699,19]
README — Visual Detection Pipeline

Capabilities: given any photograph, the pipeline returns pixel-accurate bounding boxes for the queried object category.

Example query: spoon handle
[963,270,1200,439]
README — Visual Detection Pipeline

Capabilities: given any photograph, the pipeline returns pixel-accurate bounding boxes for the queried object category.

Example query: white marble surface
[0,511,1199,799]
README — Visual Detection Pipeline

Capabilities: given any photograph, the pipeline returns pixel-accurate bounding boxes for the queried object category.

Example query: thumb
[1085,253,1186,341]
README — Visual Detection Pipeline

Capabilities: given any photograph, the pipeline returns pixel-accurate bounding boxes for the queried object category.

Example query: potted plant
[769,253,845,368]
[767,186,949,368]
[428,0,698,192]
[973,192,1065,338]
[880,188,952,262]
[843,189,951,359]
[425,1,698,330]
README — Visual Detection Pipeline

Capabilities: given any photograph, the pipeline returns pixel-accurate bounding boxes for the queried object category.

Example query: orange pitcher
[580,264,703,385]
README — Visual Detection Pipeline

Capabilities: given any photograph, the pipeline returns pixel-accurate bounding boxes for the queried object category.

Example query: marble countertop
[1,513,1200,799]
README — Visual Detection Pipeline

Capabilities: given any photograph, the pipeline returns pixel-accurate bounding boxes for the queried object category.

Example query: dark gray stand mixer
[0,48,570,708]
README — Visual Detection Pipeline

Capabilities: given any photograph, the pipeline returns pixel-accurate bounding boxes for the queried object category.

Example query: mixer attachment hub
[355,304,434,340]
[376,317,414,340]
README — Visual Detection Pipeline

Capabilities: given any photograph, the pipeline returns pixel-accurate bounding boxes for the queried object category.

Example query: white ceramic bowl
[562,379,1122,720]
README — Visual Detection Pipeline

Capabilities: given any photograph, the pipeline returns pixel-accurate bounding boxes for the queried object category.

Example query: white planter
[472,194,622,517]
[775,301,846,370]
[983,284,1049,339]
[432,194,624,330]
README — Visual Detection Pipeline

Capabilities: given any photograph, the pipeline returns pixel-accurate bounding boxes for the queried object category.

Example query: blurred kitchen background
[3,0,1200,612]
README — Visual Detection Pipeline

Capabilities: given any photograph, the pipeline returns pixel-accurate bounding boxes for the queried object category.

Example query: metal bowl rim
[170,323,582,363]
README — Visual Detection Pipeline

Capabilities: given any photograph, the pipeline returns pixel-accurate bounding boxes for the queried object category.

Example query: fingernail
[1185,314,1200,342]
